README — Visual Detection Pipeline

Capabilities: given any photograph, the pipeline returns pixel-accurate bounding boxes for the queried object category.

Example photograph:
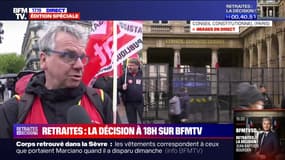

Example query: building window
[152,21,168,24]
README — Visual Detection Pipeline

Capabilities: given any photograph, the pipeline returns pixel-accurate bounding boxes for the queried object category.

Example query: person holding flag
[120,58,144,123]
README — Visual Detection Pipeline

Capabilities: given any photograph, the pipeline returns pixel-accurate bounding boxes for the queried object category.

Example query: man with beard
[120,58,143,123]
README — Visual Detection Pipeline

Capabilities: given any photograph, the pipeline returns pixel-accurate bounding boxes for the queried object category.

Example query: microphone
[67,105,91,123]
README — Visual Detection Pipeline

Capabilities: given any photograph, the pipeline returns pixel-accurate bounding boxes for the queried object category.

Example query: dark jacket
[0,72,114,138]
[262,93,273,109]
[120,70,143,103]
[93,76,120,104]
[93,77,113,98]
[258,131,280,159]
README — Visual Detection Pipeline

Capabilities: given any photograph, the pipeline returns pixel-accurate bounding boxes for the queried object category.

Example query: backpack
[16,87,105,123]
[169,96,182,115]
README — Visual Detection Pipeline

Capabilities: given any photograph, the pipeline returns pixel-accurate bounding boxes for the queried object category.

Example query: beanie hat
[128,58,140,66]
[236,82,264,106]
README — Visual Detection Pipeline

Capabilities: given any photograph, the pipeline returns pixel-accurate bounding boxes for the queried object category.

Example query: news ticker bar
[14,124,233,139]
[0,0,258,20]
[8,139,233,160]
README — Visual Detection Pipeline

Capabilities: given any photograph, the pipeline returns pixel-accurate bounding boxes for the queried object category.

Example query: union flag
[82,21,143,85]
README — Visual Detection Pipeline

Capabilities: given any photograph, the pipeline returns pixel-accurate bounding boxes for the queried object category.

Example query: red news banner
[29,13,80,20]
[16,7,81,20]
[14,124,204,139]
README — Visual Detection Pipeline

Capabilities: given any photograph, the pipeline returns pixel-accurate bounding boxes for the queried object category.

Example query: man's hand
[122,84,127,90]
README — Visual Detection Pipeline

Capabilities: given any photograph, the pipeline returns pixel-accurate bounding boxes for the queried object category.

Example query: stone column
[141,49,148,64]
[277,30,285,67]
[211,48,218,68]
[257,40,262,68]
[266,35,272,67]
[249,46,253,68]
[174,48,181,68]
[210,48,218,95]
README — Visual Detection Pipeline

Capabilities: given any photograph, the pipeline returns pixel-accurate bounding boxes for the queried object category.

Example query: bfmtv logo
[13,8,28,20]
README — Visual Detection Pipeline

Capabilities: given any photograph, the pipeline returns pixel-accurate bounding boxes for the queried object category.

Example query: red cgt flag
[83,21,121,85]
[83,21,142,85]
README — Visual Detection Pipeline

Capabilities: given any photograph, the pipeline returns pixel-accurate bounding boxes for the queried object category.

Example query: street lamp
[0,22,4,44]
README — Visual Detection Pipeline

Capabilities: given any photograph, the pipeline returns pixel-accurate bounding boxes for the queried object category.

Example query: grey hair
[39,24,85,51]
[262,117,272,124]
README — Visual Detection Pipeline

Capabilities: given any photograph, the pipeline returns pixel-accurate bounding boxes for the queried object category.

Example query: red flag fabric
[83,21,143,85]
[82,21,113,85]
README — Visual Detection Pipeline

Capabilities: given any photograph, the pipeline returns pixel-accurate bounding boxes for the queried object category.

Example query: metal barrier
[141,64,169,123]
[3,66,283,124]
[141,65,285,123]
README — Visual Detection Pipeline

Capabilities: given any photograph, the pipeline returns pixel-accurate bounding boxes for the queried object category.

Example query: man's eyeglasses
[44,49,89,66]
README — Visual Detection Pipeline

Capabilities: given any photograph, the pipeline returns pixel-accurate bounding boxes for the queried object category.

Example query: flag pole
[124,59,128,85]
[112,21,118,124]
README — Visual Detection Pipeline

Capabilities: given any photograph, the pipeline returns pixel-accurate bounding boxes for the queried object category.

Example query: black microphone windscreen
[67,105,91,124]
